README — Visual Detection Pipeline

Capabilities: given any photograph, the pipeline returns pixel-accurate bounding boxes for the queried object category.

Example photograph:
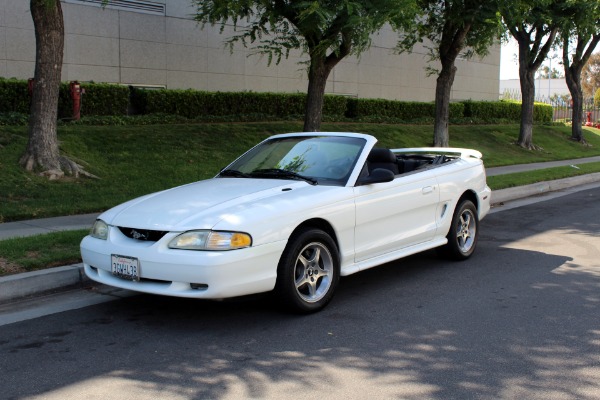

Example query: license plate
[111,254,140,281]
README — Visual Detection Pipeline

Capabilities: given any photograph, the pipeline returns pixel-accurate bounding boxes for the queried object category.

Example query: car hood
[99,178,311,231]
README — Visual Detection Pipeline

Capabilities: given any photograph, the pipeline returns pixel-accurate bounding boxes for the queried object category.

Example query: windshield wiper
[250,169,318,185]
[219,169,251,178]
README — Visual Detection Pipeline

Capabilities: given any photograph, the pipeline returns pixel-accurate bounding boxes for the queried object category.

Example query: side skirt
[340,237,448,276]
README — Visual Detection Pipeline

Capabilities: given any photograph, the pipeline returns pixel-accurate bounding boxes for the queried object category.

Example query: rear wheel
[440,199,478,260]
[275,228,339,313]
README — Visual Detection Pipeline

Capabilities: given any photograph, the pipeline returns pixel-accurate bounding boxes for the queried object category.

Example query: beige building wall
[0,0,500,102]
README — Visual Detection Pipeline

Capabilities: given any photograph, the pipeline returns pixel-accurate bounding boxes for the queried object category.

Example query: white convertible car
[81,132,491,312]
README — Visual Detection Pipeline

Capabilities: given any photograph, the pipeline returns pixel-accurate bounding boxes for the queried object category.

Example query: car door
[353,169,440,263]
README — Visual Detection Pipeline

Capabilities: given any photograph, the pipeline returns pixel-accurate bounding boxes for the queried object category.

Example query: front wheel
[440,199,479,260]
[275,228,340,313]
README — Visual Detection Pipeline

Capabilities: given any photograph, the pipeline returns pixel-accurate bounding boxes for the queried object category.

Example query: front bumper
[80,231,287,299]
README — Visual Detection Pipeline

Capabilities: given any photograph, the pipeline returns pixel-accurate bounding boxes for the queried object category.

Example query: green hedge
[533,102,553,123]
[0,77,556,124]
[0,78,129,118]
[135,91,552,123]
[58,82,129,118]
[136,89,348,119]
[346,98,465,120]
[463,100,553,123]
[463,100,520,120]
[0,78,30,113]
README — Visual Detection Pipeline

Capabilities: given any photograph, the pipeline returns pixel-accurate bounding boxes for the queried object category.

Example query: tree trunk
[562,34,600,144]
[433,62,456,147]
[20,1,95,179]
[303,56,335,132]
[20,0,64,178]
[511,25,557,151]
[565,65,585,142]
[517,61,536,149]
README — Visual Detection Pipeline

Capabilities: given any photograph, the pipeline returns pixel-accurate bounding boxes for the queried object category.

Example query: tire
[440,199,479,260]
[275,228,340,313]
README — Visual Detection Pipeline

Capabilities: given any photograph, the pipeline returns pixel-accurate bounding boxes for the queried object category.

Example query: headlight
[90,219,109,240]
[168,230,252,251]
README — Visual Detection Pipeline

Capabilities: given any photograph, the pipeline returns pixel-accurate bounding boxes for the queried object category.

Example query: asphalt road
[1,187,599,400]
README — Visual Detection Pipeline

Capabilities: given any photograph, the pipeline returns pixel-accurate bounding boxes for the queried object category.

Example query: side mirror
[357,168,395,185]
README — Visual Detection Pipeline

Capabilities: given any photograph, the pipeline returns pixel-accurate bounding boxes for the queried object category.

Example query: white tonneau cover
[391,147,483,159]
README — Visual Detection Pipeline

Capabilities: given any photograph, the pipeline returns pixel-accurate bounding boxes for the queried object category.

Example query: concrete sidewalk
[486,155,600,176]
[2,156,600,305]
[0,213,99,240]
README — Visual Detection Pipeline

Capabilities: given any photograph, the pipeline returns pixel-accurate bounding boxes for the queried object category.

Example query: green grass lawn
[2,122,600,223]
[0,230,88,275]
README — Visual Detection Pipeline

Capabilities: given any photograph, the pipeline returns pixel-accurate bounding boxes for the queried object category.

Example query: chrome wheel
[440,199,479,260]
[275,228,340,313]
[294,242,334,303]
[456,208,476,253]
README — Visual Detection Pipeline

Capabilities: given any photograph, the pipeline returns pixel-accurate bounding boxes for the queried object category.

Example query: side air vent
[64,0,166,16]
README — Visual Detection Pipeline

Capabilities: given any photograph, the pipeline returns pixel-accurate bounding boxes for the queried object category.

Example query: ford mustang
[81,132,491,313]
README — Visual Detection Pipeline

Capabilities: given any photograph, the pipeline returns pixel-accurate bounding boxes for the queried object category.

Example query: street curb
[0,263,88,303]
[491,172,600,205]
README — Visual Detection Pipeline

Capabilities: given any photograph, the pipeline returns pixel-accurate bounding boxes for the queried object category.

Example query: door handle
[422,186,434,194]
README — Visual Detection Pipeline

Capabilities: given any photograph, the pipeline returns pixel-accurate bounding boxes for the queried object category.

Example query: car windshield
[221,136,366,186]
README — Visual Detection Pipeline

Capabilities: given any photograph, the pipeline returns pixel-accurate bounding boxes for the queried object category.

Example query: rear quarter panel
[433,158,490,238]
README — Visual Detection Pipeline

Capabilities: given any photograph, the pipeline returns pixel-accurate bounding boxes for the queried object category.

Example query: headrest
[367,148,396,163]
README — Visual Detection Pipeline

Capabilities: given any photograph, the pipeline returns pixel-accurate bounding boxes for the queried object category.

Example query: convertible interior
[366,148,457,176]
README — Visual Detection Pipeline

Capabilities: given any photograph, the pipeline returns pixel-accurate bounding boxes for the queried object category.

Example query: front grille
[118,227,168,242]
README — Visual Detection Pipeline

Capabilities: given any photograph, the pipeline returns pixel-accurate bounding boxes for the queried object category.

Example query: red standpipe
[69,81,82,120]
